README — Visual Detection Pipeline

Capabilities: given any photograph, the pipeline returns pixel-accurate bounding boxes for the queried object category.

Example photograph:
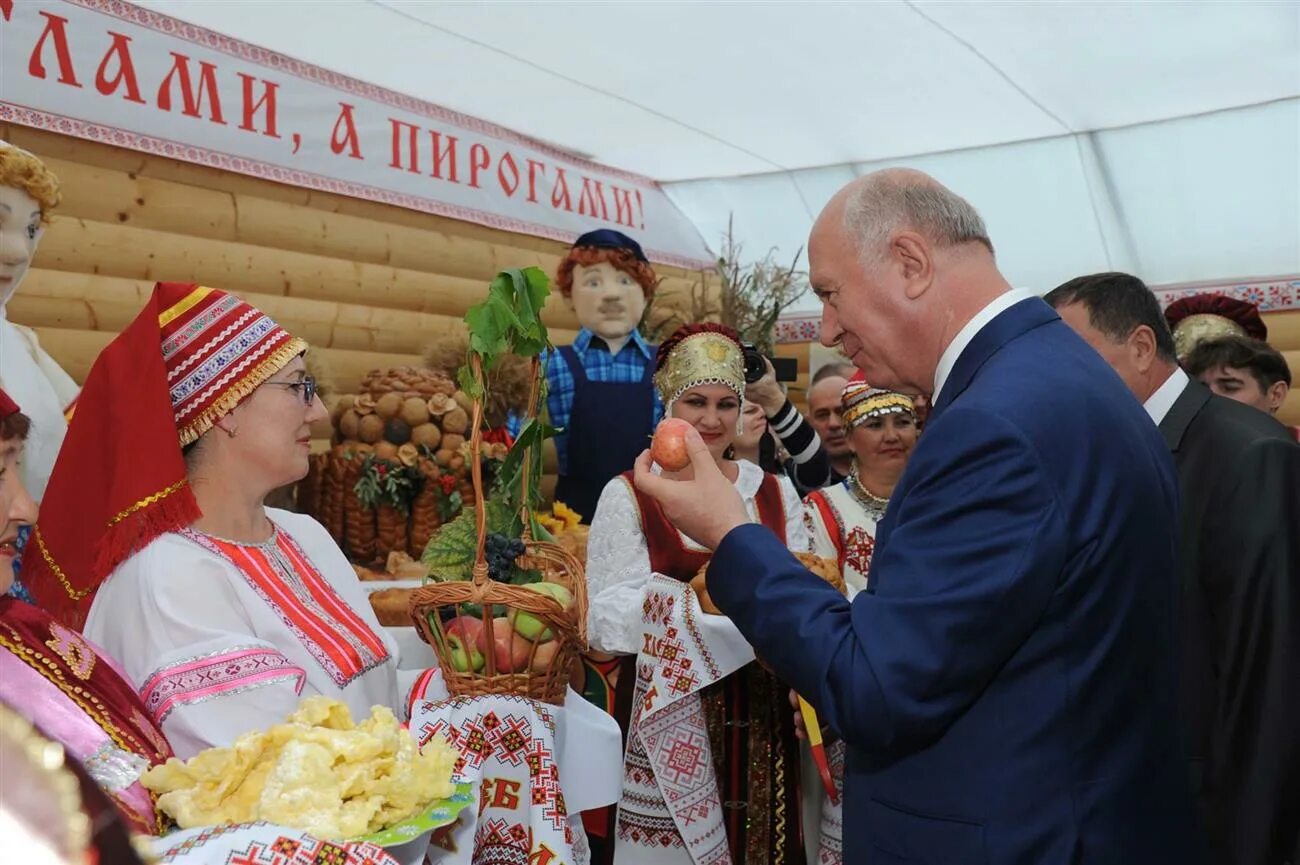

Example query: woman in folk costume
[797,378,917,865]
[24,283,429,760]
[586,323,810,865]
[804,378,918,596]
[0,388,399,865]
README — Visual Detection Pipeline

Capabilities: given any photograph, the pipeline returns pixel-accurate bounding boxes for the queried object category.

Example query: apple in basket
[490,617,534,673]
[510,582,573,641]
[444,616,486,673]
[531,639,560,673]
[651,418,693,472]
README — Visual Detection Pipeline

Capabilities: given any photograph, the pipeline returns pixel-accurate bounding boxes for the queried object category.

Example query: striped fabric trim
[140,645,305,724]
[156,285,212,328]
[405,668,441,721]
[162,294,247,368]
[179,528,389,688]
[169,315,280,416]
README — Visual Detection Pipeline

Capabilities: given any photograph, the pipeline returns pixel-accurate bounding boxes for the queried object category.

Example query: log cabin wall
[3,124,715,406]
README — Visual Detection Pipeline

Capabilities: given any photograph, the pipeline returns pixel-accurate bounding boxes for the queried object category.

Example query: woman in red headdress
[1,387,399,864]
[24,284,428,759]
[585,323,811,865]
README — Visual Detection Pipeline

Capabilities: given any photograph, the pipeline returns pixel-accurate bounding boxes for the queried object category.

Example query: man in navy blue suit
[633,170,1202,864]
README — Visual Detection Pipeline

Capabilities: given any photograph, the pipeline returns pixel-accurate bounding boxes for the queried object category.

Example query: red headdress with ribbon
[25,283,305,628]
[1163,293,1267,360]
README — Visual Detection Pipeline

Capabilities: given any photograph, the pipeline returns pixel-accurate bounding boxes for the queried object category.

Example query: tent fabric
[138,1,1300,311]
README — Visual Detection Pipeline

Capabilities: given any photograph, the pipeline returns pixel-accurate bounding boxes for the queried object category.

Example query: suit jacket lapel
[1158,378,1209,453]
[930,298,1060,419]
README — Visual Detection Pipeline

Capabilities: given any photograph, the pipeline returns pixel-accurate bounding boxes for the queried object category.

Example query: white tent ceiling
[139,0,1300,311]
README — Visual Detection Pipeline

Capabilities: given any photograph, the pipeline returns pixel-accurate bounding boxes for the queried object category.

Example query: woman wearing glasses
[25,283,420,758]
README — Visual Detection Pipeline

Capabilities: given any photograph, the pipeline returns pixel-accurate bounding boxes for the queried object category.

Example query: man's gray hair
[843,176,994,262]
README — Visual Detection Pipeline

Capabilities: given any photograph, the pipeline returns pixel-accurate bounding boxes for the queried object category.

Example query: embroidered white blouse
[85,508,410,759]
[803,480,883,599]
[584,460,809,656]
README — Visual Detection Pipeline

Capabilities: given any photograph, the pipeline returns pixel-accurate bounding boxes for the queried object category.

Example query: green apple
[511,582,573,641]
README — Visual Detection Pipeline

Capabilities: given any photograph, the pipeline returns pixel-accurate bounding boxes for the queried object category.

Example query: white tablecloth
[412,673,623,865]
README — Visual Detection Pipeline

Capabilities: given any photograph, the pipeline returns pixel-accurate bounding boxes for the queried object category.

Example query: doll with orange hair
[523,230,662,524]
[0,141,77,506]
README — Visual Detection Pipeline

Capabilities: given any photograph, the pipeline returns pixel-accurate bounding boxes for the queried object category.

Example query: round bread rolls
[369,588,415,627]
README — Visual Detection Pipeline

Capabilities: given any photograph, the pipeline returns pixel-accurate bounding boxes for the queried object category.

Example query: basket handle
[470,352,544,580]
[517,356,543,539]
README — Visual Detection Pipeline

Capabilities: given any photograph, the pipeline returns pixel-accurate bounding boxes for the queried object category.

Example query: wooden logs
[33,218,581,328]
[1263,310,1300,351]
[29,325,425,395]
[13,270,577,354]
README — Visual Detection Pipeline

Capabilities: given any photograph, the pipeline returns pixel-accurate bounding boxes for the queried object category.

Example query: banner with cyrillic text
[0,0,714,269]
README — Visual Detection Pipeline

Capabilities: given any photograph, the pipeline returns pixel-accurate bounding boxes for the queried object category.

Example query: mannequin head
[557,230,657,346]
[0,143,60,309]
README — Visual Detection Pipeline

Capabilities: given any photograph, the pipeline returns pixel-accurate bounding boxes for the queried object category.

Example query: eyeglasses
[264,375,318,406]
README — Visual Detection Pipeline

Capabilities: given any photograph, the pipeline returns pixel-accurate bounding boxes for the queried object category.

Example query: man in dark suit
[633,170,1201,864]
[1048,273,1300,865]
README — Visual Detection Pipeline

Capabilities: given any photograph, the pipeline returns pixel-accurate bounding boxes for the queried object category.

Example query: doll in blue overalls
[536,230,662,524]
[527,230,661,864]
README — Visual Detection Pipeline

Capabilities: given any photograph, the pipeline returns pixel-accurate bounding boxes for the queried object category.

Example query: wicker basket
[409,355,588,705]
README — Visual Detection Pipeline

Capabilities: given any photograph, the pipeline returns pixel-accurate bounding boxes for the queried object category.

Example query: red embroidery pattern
[843,528,876,577]
[417,700,568,832]
[140,646,306,724]
[657,627,700,697]
[154,823,392,863]
[180,529,389,687]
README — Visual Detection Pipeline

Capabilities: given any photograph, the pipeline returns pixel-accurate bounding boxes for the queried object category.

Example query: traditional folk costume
[803,382,916,598]
[0,389,396,865]
[585,325,810,865]
[799,380,915,865]
[24,284,428,760]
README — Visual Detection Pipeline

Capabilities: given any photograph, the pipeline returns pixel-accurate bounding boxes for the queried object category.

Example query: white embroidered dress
[587,460,810,865]
[803,479,883,599]
[85,508,407,758]
[586,459,808,655]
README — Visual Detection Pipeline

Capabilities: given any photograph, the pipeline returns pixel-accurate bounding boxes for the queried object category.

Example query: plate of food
[143,696,468,856]
[355,780,474,847]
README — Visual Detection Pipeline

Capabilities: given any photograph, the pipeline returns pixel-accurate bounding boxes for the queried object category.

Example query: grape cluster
[484,533,526,581]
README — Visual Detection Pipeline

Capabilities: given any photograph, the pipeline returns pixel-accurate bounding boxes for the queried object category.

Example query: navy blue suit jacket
[709,299,1202,864]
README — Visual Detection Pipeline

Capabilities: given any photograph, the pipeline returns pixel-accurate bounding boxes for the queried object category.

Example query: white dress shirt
[932,289,1039,402]
[1142,366,1190,426]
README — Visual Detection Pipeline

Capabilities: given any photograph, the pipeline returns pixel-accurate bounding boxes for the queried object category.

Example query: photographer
[744,355,840,496]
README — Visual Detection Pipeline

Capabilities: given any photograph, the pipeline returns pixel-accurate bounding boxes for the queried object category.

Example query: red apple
[651,418,694,472]
[443,615,486,673]
[488,617,534,673]
[532,639,560,673]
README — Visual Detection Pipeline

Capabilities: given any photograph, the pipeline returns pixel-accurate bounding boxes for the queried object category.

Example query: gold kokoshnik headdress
[654,324,748,433]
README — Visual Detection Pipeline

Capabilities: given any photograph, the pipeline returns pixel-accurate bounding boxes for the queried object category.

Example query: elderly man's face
[809,214,914,391]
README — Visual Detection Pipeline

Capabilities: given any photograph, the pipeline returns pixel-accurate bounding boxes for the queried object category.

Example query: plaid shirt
[510,328,662,474]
